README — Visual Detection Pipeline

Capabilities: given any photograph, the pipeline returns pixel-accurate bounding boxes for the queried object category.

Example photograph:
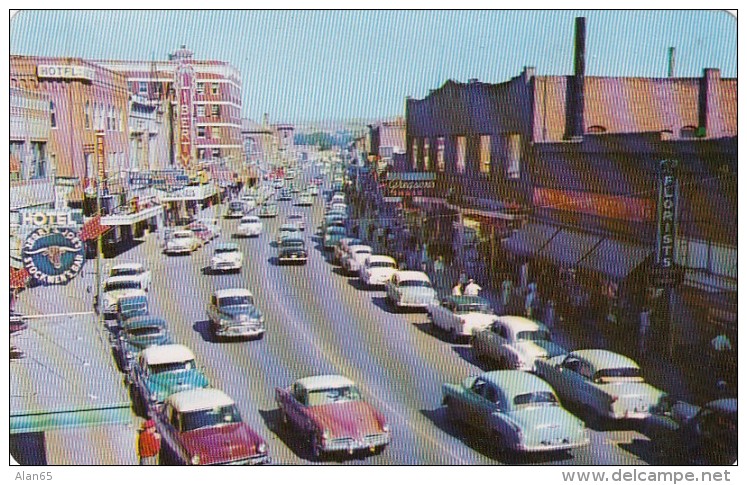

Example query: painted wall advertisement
[177,65,195,168]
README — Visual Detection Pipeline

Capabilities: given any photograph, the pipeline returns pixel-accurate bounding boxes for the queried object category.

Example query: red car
[187,221,214,243]
[155,388,270,465]
[275,374,390,459]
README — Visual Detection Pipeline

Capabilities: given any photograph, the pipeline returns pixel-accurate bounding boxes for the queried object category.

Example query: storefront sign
[37,64,95,81]
[655,159,679,270]
[533,187,655,222]
[20,211,75,227]
[22,227,85,285]
[385,172,436,197]
[95,131,107,192]
[177,66,195,168]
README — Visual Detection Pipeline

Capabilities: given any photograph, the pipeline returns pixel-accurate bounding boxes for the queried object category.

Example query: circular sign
[22,227,86,285]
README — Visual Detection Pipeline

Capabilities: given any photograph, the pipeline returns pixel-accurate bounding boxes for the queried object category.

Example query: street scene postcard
[7,9,738,472]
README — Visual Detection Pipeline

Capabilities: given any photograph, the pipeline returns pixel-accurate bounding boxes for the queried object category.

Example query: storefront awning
[539,229,603,268]
[502,222,559,257]
[576,238,652,281]
[100,204,163,226]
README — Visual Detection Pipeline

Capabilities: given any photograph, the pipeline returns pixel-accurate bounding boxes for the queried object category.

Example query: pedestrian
[137,419,161,465]
[433,256,445,290]
[501,275,513,310]
[451,282,463,296]
[525,282,538,318]
[464,278,482,296]
[544,299,556,329]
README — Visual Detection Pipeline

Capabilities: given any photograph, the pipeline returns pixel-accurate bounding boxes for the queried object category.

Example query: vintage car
[102,276,147,317]
[442,370,589,453]
[277,188,293,201]
[323,226,347,251]
[286,213,306,231]
[164,230,202,255]
[333,237,362,265]
[258,202,279,218]
[187,221,217,243]
[295,193,314,206]
[275,374,390,458]
[107,262,151,292]
[385,271,438,311]
[322,213,346,235]
[206,288,265,340]
[156,388,270,465]
[115,315,172,373]
[196,217,222,239]
[278,237,308,265]
[427,296,499,343]
[237,215,263,237]
[643,398,737,465]
[535,349,667,424]
[241,194,258,210]
[115,294,149,327]
[210,243,243,273]
[359,255,397,288]
[276,223,301,245]
[129,344,209,414]
[341,245,373,275]
[224,200,246,219]
[471,316,567,371]
[308,184,319,196]
[272,178,284,189]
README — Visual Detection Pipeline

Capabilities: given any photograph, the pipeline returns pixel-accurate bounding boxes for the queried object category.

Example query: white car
[102,276,146,316]
[237,215,263,237]
[286,213,306,231]
[385,270,438,311]
[341,245,373,274]
[165,230,201,254]
[277,223,301,245]
[427,295,499,343]
[107,262,151,292]
[210,243,243,272]
[241,194,258,210]
[308,185,319,196]
[197,217,222,240]
[359,255,397,288]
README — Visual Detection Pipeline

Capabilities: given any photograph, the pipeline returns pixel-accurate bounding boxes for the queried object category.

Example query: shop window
[479,135,491,175]
[49,101,57,128]
[456,136,466,174]
[423,138,431,171]
[436,137,445,172]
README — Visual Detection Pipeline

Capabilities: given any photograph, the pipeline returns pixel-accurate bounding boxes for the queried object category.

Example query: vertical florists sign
[655,159,679,272]
[177,62,196,169]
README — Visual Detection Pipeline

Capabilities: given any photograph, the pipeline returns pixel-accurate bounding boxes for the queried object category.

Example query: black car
[278,237,308,265]
[115,315,172,373]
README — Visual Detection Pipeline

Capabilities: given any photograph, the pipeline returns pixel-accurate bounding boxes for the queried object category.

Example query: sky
[9,9,737,124]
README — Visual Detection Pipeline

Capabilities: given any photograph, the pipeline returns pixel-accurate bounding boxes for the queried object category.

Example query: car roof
[142,344,196,364]
[214,288,253,299]
[350,245,372,252]
[105,275,143,284]
[173,230,194,236]
[111,262,144,270]
[124,316,167,329]
[446,295,491,306]
[214,242,239,251]
[296,374,356,391]
[395,270,430,281]
[166,388,235,412]
[367,255,396,263]
[569,349,640,370]
[479,370,555,397]
[493,315,546,331]
[288,213,303,218]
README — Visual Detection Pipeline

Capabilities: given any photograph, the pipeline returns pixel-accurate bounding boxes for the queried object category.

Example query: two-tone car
[129,344,209,416]
[115,315,172,373]
[278,237,308,265]
[385,271,438,312]
[209,243,243,273]
[156,388,270,465]
[442,370,589,454]
[115,294,149,327]
[237,215,262,237]
[164,230,202,255]
[276,223,301,245]
[102,276,147,318]
[275,374,390,459]
[224,200,246,219]
[323,226,347,251]
[333,237,363,265]
[535,349,667,425]
[258,202,279,218]
[471,316,567,371]
[278,188,293,201]
[341,245,373,275]
[206,289,265,340]
[359,255,397,288]
[286,213,306,231]
[107,262,151,291]
[427,295,499,343]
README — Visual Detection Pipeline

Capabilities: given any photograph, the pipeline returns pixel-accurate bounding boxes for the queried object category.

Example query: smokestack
[668,47,676,78]
[569,17,586,139]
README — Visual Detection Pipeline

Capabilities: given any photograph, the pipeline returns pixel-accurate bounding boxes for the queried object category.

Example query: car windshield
[399,279,432,288]
[229,202,243,210]
[354,249,372,255]
[514,391,559,407]
[327,227,346,235]
[455,303,492,314]
[307,386,362,406]
[214,247,238,254]
[594,367,644,382]
[516,330,552,342]
[241,217,259,223]
[181,404,243,432]
[150,359,196,374]
[369,261,395,268]
[282,240,305,249]
[219,295,254,307]
[111,268,140,277]
[174,233,191,239]
[105,281,141,291]
[128,326,165,338]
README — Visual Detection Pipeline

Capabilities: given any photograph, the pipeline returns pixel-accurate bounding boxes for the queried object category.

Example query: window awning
[502,222,559,257]
[577,238,652,281]
[101,204,163,226]
[539,229,603,268]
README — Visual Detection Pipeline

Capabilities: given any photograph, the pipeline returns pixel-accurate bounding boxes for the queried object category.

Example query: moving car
[164,230,202,255]
[427,296,498,343]
[385,271,438,311]
[241,194,257,210]
[237,215,262,237]
[188,221,217,244]
[196,217,222,239]
[278,237,308,265]
[323,226,347,251]
[534,349,667,424]
[321,213,345,234]
[295,193,313,206]
[210,243,243,273]
[272,178,284,189]
[258,202,279,218]
[341,245,373,275]
[206,289,265,340]
[286,213,306,231]
[156,388,270,465]
[275,374,390,458]
[276,223,301,245]
[129,344,209,415]
[442,370,589,454]
[359,255,397,288]
[102,276,147,317]
[471,316,567,370]
[108,262,151,292]
[115,315,172,373]
[278,188,293,201]
[225,201,246,219]
[308,184,319,196]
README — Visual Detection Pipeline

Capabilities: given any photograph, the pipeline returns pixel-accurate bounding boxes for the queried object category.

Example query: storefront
[155,183,219,226]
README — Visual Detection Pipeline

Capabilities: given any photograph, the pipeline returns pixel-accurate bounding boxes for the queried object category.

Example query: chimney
[569,17,586,139]
[263,113,270,126]
[523,66,535,83]
[468,78,478,84]
[668,47,676,78]
[699,68,724,137]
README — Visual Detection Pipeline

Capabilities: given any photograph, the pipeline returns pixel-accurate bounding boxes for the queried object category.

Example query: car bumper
[513,435,590,453]
[166,247,192,254]
[322,433,390,453]
[215,325,265,338]
[211,262,241,271]
[239,228,261,236]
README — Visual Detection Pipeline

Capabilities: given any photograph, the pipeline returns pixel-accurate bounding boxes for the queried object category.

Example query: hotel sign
[177,65,196,168]
[37,64,96,81]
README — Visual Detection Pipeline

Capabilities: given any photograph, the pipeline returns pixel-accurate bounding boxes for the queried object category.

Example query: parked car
[295,193,313,206]
[196,217,222,239]
[237,215,263,237]
[427,296,498,343]
[272,178,284,189]
[278,188,293,201]
[341,245,373,275]
[359,255,397,288]
[278,237,308,265]
[115,294,149,327]
[188,221,217,244]
[115,315,172,373]
[206,289,265,340]
[276,223,301,245]
[129,344,209,415]
[164,230,202,255]
[385,271,438,311]
[210,242,243,273]
[471,316,567,370]
[155,388,270,465]
[534,349,667,424]
[107,262,151,292]
[334,238,363,265]
[308,184,319,196]
[286,213,306,231]
[442,370,589,454]
[322,214,346,235]
[323,226,347,251]
[258,202,279,218]
[643,398,737,465]
[241,194,257,210]
[275,374,390,458]
[102,276,146,317]
[224,201,246,219]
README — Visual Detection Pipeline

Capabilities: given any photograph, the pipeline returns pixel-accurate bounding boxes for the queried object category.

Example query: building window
[197,83,205,95]
[85,153,94,179]
[138,82,148,95]
[506,133,521,179]
[107,107,113,131]
[423,138,430,171]
[211,83,219,95]
[84,101,91,129]
[197,126,206,137]
[212,126,221,140]
[211,105,221,117]
[411,139,418,169]
[50,101,57,128]
[198,148,206,160]
[479,135,491,174]
[456,136,466,174]
[436,137,445,172]
[212,148,221,159]
[196,105,205,117]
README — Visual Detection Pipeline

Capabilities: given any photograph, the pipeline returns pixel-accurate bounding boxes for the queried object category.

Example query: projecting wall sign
[22,228,85,285]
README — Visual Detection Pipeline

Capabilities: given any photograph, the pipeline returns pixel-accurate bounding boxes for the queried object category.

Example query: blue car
[115,315,172,373]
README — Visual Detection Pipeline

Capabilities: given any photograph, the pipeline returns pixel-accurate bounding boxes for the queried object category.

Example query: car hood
[126,333,173,351]
[181,423,266,465]
[212,253,241,262]
[105,289,142,301]
[592,381,666,401]
[398,287,437,298]
[366,267,396,276]
[167,239,193,247]
[506,405,584,432]
[514,340,567,361]
[148,371,209,401]
[307,401,386,439]
[220,306,262,321]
